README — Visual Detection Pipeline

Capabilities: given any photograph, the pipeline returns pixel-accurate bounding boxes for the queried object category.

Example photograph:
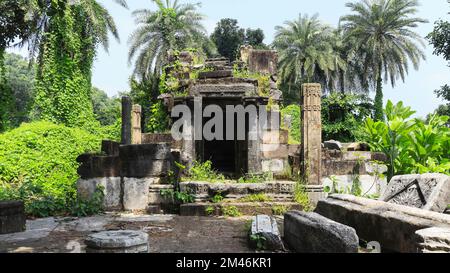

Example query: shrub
[185,161,225,182]
[363,100,450,180]
[0,121,105,217]
[281,105,301,144]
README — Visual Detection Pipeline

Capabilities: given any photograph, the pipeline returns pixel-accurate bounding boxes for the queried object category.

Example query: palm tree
[22,0,127,62]
[128,0,207,79]
[340,0,427,120]
[273,13,346,94]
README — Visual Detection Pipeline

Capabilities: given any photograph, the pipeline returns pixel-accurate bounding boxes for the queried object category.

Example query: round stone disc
[85,230,149,249]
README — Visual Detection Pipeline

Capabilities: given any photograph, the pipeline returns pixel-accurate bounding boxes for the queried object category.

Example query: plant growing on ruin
[70,186,105,217]
[294,181,312,212]
[239,194,272,203]
[232,64,271,96]
[205,206,215,216]
[211,193,225,203]
[249,234,267,251]
[272,205,290,216]
[221,206,242,217]
[186,161,226,182]
[160,189,195,204]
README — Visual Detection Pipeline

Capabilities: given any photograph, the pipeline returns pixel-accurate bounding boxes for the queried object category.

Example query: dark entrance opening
[197,98,248,178]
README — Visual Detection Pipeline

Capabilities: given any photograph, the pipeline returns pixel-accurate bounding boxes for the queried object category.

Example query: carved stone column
[300,83,324,204]
[121,96,132,145]
[132,105,142,145]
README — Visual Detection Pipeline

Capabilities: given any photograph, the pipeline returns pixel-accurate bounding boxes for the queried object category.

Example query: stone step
[180,202,303,217]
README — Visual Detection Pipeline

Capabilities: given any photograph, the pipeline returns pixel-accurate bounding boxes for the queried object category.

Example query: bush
[363,100,450,180]
[281,105,301,144]
[0,121,105,217]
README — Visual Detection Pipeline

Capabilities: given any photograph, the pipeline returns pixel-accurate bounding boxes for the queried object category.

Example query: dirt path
[0,215,254,253]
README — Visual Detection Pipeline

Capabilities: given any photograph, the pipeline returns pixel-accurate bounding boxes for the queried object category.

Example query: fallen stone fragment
[249,215,284,251]
[284,211,359,253]
[415,227,450,253]
[85,230,149,253]
[381,173,450,213]
[315,194,450,253]
[0,201,26,234]
[324,140,343,151]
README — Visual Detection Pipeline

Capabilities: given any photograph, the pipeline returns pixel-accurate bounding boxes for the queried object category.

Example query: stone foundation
[0,201,26,234]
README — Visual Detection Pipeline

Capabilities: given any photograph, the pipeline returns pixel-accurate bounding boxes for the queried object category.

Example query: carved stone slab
[381,174,450,213]
[250,215,284,251]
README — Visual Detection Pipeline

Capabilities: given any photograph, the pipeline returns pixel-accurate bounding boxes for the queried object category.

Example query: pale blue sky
[10,0,450,118]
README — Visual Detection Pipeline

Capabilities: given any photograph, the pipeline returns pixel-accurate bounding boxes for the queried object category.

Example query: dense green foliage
[322,93,373,142]
[341,0,427,120]
[211,18,267,61]
[0,122,107,217]
[427,3,450,121]
[364,101,450,180]
[2,54,36,128]
[92,87,121,126]
[281,105,301,144]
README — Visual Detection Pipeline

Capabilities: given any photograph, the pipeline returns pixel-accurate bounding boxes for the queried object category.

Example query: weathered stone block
[101,140,120,156]
[315,194,450,253]
[284,211,359,253]
[247,50,278,75]
[261,144,289,159]
[250,215,284,251]
[0,201,26,234]
[415,227,450,253]
[198,70,232,79]
[381,174,450,213]
[141,133,174,144]
[77,177,122,210]
[123,178,157,211]
[85,230,149,253]
[262,159,286,173]
[324,140,342,151]
[262,130,289,144]
[321,174,387,197]
[77,155,121,179]
[347,142,370,152]
[120,144,172,178]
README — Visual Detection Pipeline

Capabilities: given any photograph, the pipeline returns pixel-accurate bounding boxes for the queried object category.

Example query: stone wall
[76,142,175,212]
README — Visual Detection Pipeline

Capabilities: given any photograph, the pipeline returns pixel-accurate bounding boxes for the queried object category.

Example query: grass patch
[239,193,272,203]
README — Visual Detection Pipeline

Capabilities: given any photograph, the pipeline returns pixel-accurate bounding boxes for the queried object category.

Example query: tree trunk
[374,64,384,121]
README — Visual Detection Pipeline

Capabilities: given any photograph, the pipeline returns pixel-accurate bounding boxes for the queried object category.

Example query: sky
[9,0,450,118]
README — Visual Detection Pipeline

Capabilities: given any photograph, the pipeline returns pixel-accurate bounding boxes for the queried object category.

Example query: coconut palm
[340,0,427,120]
[128,0,207,78]
[273,13,346,93]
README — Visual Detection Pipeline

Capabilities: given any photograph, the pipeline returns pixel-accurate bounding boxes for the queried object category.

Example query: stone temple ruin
[2,47,448,253]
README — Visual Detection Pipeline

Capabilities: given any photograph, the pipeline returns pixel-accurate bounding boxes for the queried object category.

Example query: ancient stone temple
[159,47,288,178]
[76,46,389,213]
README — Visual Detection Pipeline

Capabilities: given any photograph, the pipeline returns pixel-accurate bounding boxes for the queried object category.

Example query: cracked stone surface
[0,214,254,253]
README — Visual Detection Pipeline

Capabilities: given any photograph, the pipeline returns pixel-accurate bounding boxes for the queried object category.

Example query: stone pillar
[132,104,142,145]
[300,83,324,205]
[121,96,132,145]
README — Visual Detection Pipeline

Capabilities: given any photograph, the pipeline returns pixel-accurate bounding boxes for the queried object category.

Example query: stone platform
[180,202,302,217]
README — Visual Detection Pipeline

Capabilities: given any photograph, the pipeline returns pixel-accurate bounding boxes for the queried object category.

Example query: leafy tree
[91,87,121,126]
[322,93,373,142]
[273,14,346,97]
[427,2,450,120]
[26,0,127,127]
[211,18,245,61]
[341,0,427,121]
[245,28,267,49]
[128,0,207,78]
[2,53,36,128]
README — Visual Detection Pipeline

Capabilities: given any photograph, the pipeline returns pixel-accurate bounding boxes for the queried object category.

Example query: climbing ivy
[32,2,96,128]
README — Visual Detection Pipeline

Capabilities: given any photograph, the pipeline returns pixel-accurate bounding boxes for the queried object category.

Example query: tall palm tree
[22,0,127,62]
[128,0,207,79]
[340,0,427,120]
